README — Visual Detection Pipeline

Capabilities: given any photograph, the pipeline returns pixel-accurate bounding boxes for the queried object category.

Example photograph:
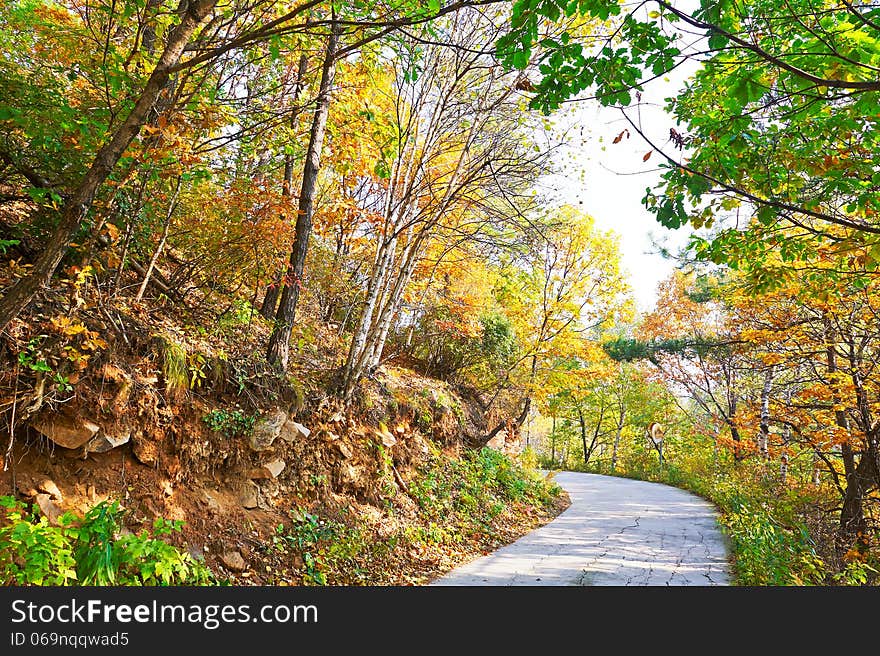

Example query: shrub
[202,408,256,438]
[0,497,213,586]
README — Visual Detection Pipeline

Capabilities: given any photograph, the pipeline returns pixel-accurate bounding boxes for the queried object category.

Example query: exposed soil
[0,248,568,585]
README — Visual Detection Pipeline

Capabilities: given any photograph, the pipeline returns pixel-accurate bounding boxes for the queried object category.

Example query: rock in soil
[279,419,310,443]
[220,551,247,572]
[249,408,288,451]
[131,431,159,466]
[85,430,131,454]
[30,414,100,450]
[35,493,64,526]
[37,478,63,502]
[263,459,285,478]
[238,481,259,509]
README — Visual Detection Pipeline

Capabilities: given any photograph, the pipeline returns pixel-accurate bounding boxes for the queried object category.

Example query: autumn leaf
[643,150,653,161]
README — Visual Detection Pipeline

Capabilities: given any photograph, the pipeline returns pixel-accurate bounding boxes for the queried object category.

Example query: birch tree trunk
[611,406,624,473]
[135,177,181,301]
[758,366,773,460]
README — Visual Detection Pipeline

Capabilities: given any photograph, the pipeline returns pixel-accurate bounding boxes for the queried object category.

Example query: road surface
[431,471,730,586]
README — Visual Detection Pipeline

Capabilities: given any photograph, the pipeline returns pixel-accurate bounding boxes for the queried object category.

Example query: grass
[262,447,564,586]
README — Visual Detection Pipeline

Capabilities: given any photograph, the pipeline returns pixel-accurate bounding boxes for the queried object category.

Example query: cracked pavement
[430,471,730,586]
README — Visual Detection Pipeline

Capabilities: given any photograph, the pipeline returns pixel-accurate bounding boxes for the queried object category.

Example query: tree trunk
[341,238,394,397]
[363,234,423,372]
[135,177,181,301]
[261,50,310,320]
[260,274,282,320]
[266,19,340,369]
[823,316,867,551]
[612,406,624,473]
[578,407,589,465]
[0,0,217,331]
[758,366,773,460]
[729,421,743,461]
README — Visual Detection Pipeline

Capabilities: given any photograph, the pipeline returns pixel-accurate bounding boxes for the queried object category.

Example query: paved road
[431,471,730,586]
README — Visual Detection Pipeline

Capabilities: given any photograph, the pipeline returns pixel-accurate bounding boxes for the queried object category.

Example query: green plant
[833,558,879,586]
[273,510,354,586]
[0,497,77,585]
[0,238,20,255]
[17,336,51,374]
[417,409,433,432]
[202,408,255,438]
[158,335,188,399]
[216,299,256,333]
[0,497,213,586]
[188,352,208,389]
[53,372,73,393]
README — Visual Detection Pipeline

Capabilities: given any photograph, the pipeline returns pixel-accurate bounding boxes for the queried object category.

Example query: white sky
[540,66,698,314]
[536,9,706,314]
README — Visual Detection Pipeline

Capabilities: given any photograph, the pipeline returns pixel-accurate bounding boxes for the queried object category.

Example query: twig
[5,363,19,472]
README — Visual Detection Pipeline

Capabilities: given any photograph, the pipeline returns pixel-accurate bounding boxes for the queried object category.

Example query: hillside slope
[0,275,566,585]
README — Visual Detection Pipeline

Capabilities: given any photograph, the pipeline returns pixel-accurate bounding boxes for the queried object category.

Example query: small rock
[238,481,259,509]
[249,408,288,451]
[249,459,285,480]
[279,419,310,443]
[248,467,272,480]
[16,475,38,499]
[201,489,221,512]
[264,459,285,478]
[30,414,100,450]
[341,464,359,483]
[376,424,397,447]
[85,430,131,454]
[37,479,63,502]
[329,412,344,423]
[35,493,64,526]
[131,431,159,466]
[336,442,353,459]
[220,551,247,572]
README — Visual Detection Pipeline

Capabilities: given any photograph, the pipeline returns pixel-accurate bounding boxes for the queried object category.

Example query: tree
[0,0,504,335]
[339,7,552,398]
[0,0,220,331]
[497,0,880,280]
[726,258,880,553]
[266,16,340,368]
[638,271,749,459]
[485,206,631,441]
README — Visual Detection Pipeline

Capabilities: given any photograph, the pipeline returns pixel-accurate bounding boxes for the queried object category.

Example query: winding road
[431,471,730,586]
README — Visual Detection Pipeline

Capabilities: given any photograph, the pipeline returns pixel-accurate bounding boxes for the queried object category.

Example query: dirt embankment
[0,284,556,583]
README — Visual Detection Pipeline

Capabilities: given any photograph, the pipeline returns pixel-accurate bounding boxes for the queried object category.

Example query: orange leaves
[642,150,653,161]
[611,129,630,144]
[50,316,86,338]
